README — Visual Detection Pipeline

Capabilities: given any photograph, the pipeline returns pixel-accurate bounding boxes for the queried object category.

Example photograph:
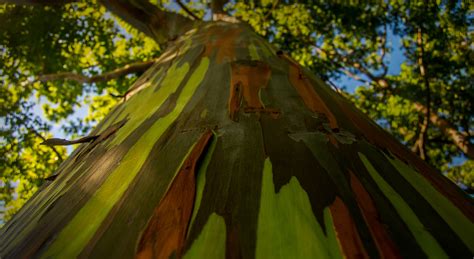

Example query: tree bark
[1,21,473,259]
[99,0,196,43]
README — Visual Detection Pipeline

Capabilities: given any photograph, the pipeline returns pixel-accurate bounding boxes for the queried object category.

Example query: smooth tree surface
[0,0,473,258]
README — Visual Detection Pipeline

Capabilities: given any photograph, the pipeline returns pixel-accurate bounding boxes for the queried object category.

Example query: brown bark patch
[229,60,275,121]
[135,129,213,259]
[286,58,338,129]
[203,26,242,64]
[349,171,401,259]
[330,197,369,259]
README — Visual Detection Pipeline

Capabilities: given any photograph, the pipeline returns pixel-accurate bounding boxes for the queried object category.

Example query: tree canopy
[1,0,472,224]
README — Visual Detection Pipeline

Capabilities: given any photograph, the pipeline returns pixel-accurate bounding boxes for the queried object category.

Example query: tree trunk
[1,21,473,258]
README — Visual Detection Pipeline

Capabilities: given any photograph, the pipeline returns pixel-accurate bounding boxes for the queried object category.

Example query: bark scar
[229,60,277,121]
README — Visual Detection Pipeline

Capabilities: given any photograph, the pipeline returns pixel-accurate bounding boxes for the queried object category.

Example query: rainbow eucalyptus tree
[1,0,473,258]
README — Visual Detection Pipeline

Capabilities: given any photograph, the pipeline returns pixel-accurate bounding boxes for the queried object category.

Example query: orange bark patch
[285,56,338,129]
[349,171,401,258]
[203,26,242,64]
[229,61,275,121]
[135,130,213,259]
[330,197,369,259]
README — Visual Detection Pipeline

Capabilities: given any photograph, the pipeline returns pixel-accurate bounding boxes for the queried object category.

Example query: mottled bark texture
[1,22,473,258]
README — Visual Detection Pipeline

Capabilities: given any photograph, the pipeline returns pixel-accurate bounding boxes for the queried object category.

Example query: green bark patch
[184,213,227,259]
[256,158,343,259]
[108,60,190,146]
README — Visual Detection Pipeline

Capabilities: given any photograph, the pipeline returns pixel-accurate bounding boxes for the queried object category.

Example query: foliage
[0,0,472,223]
[0,0,161,222]
[446,160,474,194]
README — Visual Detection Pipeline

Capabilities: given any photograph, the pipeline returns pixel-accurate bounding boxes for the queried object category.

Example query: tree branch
[412,115,429,160]
[36,59,156,84]
[98,0,195,43]
[378,74,473,159]
[379,24,389,76]
[339,67,370,85]
[263,0,279,22]
[413,102,474,159]
[29,127,64,163]
[327,79,343,94]
[412,27,431,160]
[175,0,200,20]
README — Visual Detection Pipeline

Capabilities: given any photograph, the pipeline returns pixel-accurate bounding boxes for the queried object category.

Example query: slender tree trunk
[1,21,473,258]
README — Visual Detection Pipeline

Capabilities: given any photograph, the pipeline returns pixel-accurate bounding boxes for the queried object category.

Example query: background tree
[0,0,473,258]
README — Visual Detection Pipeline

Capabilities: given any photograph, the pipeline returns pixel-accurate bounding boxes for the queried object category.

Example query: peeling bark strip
[285,57,339,129]
[40,135,97,146]
[135,129,213,259]
[329,197,369,258]
[229,60,274,121]
[349,171,401,258]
